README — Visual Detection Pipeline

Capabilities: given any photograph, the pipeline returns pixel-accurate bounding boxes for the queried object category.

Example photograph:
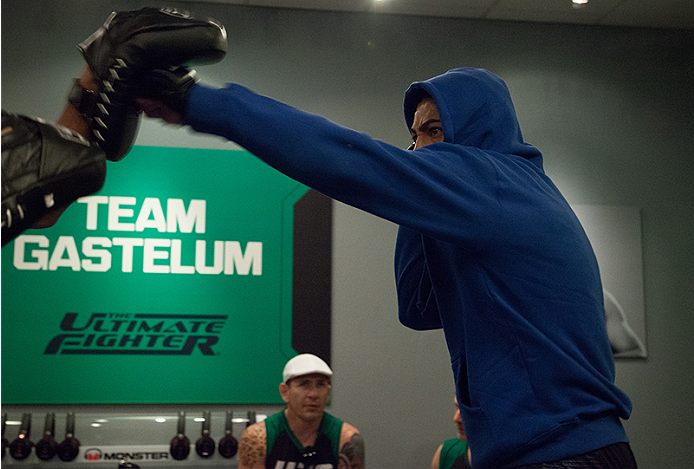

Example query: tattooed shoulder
[338,429,365,469]
[239,422,267,469]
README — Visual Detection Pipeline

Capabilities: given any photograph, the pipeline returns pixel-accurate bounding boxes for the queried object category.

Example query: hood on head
[404,68,541,162]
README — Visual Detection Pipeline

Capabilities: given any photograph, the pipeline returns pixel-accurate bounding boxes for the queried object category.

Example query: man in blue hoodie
[98,59,636,467]
[133,67,636,468]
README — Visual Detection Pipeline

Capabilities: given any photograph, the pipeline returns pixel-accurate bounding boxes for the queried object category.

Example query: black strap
[67,79,97,117]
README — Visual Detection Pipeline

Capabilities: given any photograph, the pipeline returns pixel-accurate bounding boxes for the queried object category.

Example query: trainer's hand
[136,98,183,125]
[33,207,68,229]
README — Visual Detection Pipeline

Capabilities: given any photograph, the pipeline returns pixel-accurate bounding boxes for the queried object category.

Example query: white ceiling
[196,0,694,30]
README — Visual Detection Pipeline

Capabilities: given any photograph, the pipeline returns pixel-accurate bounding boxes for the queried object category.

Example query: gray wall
[2,1,694,468]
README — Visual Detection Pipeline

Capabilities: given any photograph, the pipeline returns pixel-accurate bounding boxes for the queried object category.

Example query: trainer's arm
[28,68,102,229]
[56,67,98,139]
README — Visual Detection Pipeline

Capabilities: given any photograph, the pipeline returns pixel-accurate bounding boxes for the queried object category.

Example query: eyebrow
[411,118,442,135]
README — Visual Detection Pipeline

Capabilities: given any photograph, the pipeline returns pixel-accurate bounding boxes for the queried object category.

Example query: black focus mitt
[70,8,227,161]
[1,111,106,247]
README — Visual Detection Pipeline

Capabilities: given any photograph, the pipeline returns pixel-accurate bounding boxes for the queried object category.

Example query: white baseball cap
[283,354,333,383]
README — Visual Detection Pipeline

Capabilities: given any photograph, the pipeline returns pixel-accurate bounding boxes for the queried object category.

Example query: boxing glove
[136,67,198,118]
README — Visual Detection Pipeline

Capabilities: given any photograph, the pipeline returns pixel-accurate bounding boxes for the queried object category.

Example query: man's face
[410,97,444,150]
[280,373,332,422]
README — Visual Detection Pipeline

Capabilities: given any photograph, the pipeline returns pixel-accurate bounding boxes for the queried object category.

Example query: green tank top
[440,438,470,469]
[264,411,344,469]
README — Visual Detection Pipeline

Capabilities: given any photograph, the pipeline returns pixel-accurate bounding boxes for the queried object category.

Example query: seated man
[239,354,365,469]
[431,397,472,469]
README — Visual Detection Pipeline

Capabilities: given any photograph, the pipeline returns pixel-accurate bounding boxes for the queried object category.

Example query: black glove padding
[1,111,106,247]
[137,67,198,118]
[79,7,227,80]
[72,7,227,161]
[67,63,141,162]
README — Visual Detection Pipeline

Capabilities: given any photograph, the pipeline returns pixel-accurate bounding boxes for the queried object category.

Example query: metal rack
[2,410,263,468]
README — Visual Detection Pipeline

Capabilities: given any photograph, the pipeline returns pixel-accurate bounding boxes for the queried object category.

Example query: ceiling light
[572,0,588,7]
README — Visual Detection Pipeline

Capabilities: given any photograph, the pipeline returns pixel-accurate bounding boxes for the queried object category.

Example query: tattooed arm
[239,422,267,469]
[337,423,365,469]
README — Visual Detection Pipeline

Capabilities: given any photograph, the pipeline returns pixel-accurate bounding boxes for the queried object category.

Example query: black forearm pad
[1,111,107,247]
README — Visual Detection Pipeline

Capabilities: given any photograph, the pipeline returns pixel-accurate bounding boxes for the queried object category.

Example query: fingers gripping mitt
[72,7,227,161]
[1,111,107,248]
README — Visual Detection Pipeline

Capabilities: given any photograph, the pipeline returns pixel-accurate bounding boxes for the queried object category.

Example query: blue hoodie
[185,67,632,468]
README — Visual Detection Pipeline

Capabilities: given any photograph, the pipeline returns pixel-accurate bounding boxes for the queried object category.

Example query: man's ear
[279,382,289,402]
